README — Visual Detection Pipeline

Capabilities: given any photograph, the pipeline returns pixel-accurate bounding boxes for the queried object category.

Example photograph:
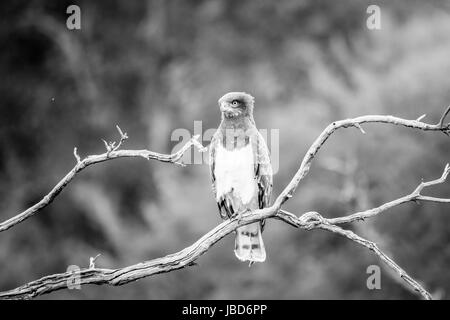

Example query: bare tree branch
[1,195,444,299]
[1,109,449,299]
[275,111,450,208]
[0,128,206,233]
[320,155,435,297]
[438,105,450,129]
[0,206,274,300]
[275,210,433,299]
[328,163,450,225]
[317,219,432,299]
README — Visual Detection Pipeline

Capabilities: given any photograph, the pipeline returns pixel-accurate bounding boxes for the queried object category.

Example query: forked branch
[0,126,206,232]
[328,163,450,225]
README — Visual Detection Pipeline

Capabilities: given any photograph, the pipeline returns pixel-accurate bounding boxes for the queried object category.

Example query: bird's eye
[231,100,239,107]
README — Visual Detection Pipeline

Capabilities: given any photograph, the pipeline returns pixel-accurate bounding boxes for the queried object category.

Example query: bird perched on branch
[209,92,273,264]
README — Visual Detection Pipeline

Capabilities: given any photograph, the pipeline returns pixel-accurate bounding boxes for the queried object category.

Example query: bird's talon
[231,211,242,221]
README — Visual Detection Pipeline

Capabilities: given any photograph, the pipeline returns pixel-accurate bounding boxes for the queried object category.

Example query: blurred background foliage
[1,0,450,299]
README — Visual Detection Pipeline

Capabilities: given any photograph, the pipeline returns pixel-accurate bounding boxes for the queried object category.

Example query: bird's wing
[253,131,273,230]
[209,132,230,220]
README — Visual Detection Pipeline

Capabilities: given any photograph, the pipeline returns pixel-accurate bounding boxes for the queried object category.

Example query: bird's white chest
[214,144,256,205]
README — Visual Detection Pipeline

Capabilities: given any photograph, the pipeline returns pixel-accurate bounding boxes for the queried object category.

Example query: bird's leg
[230,210,242,221]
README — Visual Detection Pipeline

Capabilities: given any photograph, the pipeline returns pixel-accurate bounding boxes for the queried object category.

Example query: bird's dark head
[218,92,255,120]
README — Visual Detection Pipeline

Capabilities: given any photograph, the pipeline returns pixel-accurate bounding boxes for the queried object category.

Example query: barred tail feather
[234,222,266,263]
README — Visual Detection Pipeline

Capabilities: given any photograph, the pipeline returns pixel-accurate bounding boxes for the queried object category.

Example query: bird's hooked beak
[220,102,240,118]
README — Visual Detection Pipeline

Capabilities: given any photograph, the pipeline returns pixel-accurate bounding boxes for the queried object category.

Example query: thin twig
[113,125,128,151]
[73,147,81,164]
[438,105,450,128]
[416,114,427,122]
[89,254,102,269]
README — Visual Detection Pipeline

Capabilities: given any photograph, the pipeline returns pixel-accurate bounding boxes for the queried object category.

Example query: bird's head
[218,92,255,120]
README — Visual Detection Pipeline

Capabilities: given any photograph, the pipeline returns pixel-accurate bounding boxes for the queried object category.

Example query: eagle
[209,92,273,264]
